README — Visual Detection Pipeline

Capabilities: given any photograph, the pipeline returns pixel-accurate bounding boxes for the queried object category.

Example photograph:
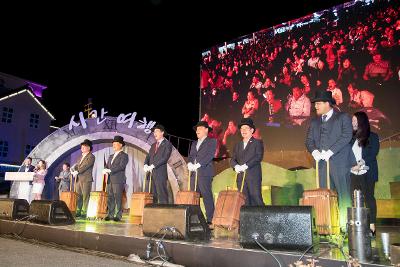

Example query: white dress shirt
[111,150,122,165]
[351,139,367,175]
[323,108,334,122]
[196,137,206,151]
[79,152,89,164]
[243,140,249,149]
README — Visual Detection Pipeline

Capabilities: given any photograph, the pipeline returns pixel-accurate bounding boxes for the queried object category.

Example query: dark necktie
[155,142,159,153]
[322,115,327,122]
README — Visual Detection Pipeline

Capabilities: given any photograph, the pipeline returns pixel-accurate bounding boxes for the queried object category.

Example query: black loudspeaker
[0,199,30,220]
[240,206,318,251]
[29,200,75,225]
[142,204,210,241]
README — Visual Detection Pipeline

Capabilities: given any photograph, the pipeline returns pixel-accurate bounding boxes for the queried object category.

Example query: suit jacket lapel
[197,137,208,152]
[111,152,120,166]
[243,137,254,152]
[237,140,245,163]
[239,140,244,153]
[330,110,339,123]
[78,155,85,167]
[155,140,164,155]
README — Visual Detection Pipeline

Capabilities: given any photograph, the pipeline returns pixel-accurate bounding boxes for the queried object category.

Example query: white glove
[357,159,369,171]
[187,162,195,172]
[361,165,370,171]
[351,165,361,172]
[234,165,241,173]
[103,168,111,174]
[71,171,79,177]
[240,164,248,171]
[143,164,149,172]
[148,164,155,172]
[194,163,201,170]
[321,150,334,161]
[357,159,366,167]
[311,150,322,161]
[70,164,77,172]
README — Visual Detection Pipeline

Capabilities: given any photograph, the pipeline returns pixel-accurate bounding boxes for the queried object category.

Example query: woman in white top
[242,91,259,119]
[32,160,48,200]
[350,112,380,237]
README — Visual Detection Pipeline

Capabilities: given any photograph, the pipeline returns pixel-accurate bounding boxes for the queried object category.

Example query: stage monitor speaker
[240,205,318,251]
[142,204,210,241]
[29,200,75,225]
[0,198,30,220]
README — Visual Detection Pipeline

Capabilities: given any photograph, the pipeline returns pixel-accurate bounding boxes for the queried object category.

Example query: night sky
[2,0,346,140]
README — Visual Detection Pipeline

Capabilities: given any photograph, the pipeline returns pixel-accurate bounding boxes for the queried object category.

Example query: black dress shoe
[113,217,121,222]
[104,216,111,221]
[75,213,81,218]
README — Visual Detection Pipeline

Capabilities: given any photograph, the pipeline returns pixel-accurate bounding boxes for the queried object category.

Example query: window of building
[29,113,39,128]
[0,141,9,158]
[25,144,34,156]
[1,107,13,123]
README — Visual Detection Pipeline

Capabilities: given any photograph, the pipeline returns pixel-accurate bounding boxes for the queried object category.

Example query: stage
[0,216,398,267]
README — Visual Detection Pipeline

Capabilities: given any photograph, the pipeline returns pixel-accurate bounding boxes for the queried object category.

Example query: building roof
[0,88,55,120]
[0,72,47,98]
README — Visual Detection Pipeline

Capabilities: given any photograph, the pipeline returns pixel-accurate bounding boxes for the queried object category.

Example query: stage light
[84,224,97,233]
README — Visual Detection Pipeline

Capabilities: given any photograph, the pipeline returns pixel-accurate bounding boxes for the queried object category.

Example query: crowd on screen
[200,1,400,157]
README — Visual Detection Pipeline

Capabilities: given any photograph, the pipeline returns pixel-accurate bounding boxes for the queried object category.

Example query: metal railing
[166,134,194,158]
[380,132,400,143]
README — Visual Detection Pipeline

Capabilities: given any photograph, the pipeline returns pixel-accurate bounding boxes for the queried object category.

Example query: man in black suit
[71,139,96,218]
[188,121,217,223]
[230,118,264,206]
[306,91,353,231]
[103,136,129,221]
[144,124,173,204]
[19,157,35,173]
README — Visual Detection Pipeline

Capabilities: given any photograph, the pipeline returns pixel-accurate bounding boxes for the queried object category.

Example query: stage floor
[0,215,398,267]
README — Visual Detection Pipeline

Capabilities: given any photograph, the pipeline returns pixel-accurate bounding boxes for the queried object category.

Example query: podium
[6,172,35,203]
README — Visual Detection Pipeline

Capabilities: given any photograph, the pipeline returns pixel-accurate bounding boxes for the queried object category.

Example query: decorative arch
[25,117,188,204]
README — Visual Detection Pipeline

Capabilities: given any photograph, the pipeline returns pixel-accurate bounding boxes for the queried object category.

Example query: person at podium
[19,157,35,173]
[9,157,36,201]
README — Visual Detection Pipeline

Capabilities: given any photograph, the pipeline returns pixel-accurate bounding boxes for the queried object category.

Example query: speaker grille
[143,204,210,240]
[29,200,75,225]
[0,199,29,220]
[240,206,318,251]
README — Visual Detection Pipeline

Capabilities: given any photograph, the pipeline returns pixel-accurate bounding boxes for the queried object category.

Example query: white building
[0,87,55,193]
